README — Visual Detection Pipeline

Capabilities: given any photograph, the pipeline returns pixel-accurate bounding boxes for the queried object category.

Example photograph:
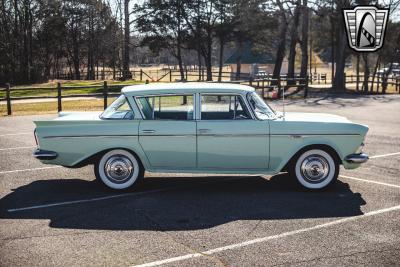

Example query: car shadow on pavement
[0,173,366,231]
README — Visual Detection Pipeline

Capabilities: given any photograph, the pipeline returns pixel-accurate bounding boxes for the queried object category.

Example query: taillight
[34,129,39,148]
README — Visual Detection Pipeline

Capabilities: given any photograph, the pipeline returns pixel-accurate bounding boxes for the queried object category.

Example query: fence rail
[0,82,126,115]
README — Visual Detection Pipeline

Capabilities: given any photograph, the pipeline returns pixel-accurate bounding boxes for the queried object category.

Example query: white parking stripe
[131,204,400,267]
[370,152,400,159]
[340,175,400,189]
[0,132,31,137]
[7,176,246,212]
[0,166,61,175]
[0,146,36,151]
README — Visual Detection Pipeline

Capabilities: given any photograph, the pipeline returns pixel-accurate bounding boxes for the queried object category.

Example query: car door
[137,94,196,169]
[197,94,269,170]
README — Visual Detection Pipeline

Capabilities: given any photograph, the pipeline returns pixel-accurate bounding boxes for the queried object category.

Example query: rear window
[101,95,134,119]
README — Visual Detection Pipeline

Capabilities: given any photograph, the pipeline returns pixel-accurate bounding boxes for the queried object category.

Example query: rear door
[137,94,196,169]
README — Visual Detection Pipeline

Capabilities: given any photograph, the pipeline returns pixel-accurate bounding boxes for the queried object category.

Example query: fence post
[277,77,282,98]
[57,82,62,112]
[262,80,265,99]
[169,70,172,82]
[304,76,309,98]
[5,83,11,115]
[103,81,108,110]
[140,69,143,81]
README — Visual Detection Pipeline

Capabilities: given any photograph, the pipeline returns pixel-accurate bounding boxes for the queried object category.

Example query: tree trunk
[218,40,224,82]
[287,0,301,84]
[371,55,380,92]
[362,53,369,93]
[356,54,360,91]
[300,1,309,97]
[122,0,130,80]
[235,40,243,80]
[300,2,308,78]
[272,14,287,83]
[332,27,346,91]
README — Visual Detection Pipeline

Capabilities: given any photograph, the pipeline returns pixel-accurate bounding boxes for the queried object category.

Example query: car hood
[54,111,102,121]
[278,112,351,123]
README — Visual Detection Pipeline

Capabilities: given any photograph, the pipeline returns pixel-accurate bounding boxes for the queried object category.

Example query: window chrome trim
[134,93,196,121]
[199,93,255,120]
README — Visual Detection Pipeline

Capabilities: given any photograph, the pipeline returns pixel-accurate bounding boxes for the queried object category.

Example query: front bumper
[33,149,58,160]
[344,153,369,164]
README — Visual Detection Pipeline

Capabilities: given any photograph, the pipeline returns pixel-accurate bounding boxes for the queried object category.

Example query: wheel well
[281,144,341,172]
[71,148,145,169]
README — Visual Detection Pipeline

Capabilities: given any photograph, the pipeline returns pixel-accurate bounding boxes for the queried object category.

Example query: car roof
[121,82,255,96]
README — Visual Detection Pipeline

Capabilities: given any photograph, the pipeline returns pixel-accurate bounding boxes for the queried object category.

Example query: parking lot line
[7,176,246,212]
[0,132,31,137]
[0,146,36,151]
[340,175,400,189]
[0,166,61,175]
[131,204,400,267]
[369,152,400,159]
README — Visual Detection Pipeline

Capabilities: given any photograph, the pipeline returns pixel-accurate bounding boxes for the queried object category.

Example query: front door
[137,94,196,169]
[197,94,269,170]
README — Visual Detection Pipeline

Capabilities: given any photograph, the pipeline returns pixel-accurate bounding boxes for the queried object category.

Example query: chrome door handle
[141,129,155,134]
[198,129,210,134]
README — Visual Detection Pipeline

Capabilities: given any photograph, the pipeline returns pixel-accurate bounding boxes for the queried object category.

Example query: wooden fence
[0,82,125,115]
[0,76,308,115]
[344,74,400,92]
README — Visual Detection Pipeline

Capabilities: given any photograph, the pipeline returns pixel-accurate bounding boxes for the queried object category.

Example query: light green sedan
[33,83,369,190]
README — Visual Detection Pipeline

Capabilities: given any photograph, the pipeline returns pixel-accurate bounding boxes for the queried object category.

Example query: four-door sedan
[33,83,369,190]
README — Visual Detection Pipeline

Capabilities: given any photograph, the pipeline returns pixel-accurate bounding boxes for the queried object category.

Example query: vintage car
[33,83,369,190]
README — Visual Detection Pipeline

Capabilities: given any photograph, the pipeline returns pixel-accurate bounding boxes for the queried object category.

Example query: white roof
[122,82,255,96]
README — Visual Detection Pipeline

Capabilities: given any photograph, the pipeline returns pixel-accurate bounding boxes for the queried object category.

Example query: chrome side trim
[43,135,138,139]
[270,133,361,137]
[197,134,267,137]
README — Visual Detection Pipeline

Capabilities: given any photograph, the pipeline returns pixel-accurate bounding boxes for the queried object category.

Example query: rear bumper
[33,149,58,160]
[344,153,369,164]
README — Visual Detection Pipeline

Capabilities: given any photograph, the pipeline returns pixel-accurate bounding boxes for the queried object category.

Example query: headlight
[355,142,365,154]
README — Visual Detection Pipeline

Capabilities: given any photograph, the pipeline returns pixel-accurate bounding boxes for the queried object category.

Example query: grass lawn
[0,80,144,99]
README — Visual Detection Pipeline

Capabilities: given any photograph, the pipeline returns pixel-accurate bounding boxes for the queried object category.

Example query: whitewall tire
[94,149,143,190]
[291,149,339,190]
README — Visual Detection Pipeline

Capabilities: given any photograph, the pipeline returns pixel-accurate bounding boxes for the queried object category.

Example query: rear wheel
[290,149,339,190]
[94,149,144,190]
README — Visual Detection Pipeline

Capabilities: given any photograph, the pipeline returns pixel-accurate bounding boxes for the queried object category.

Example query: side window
[137,95,194,120]
[201,95,251,120]
[101,95,134,119]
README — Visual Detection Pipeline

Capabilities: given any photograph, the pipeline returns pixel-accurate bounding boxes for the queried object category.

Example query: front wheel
[290,149,339,190]
[94,149,144,190]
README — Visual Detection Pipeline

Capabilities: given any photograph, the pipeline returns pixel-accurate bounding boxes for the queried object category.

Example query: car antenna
[282,83,285,120]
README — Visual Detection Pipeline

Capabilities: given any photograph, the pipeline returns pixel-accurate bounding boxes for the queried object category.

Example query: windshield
[100,95,134,119]
[247,92,276,120]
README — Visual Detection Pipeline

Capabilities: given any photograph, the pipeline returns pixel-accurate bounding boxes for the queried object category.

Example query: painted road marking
[7,176,246,212]
[0,132,31,137]
[0,146,35,151]
[369,152,400,159]
[0,166,61,175]
[340,175,400,189]
[131,204,400,267]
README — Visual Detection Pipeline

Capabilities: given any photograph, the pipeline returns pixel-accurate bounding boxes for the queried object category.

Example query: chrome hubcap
[300,155,329,183]
[104,155,133,183]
